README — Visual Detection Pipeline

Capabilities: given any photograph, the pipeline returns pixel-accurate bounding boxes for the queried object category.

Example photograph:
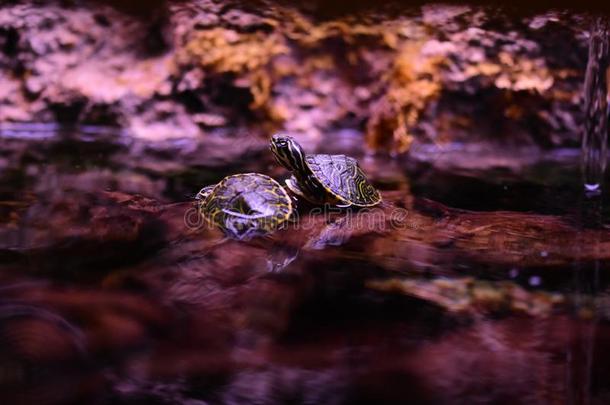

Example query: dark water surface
[2,128,610,404]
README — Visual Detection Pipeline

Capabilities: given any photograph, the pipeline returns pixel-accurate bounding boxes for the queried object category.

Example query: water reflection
[3,129,610,403]
[0,303,91,405]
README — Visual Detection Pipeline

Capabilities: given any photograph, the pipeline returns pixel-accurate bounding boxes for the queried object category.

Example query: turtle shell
[305,154,381,207]
[198,173,292,239]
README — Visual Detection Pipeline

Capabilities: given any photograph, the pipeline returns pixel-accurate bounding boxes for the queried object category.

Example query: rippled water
[2,128,610,404]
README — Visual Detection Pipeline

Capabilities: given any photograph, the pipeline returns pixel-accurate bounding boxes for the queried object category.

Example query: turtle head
[270,134,308,174]
[195,185,215,201]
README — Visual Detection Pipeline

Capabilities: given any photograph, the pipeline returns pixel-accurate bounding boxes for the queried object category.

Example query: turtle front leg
[285,176,306,199]
[285,176,324,204]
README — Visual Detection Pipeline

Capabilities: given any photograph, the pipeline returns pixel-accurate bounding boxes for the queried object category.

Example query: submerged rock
[366,277,566,316]
[0,191,167,278]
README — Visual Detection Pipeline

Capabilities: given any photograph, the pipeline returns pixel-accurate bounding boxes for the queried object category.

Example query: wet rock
[366,277,566,316]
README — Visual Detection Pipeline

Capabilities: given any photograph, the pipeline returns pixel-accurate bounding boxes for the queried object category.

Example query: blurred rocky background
[0,0,593,154]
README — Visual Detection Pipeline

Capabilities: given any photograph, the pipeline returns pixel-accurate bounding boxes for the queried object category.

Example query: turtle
[195,173,293,240]
[269,134,382,207]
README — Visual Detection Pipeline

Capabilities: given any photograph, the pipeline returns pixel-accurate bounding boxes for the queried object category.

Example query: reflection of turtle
[196,173,293,240]
[270,135,382,207]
